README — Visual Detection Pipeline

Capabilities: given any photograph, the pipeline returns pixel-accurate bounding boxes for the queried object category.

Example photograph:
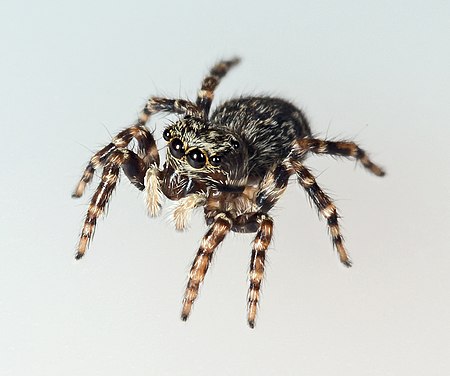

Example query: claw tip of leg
[342,260,352,268]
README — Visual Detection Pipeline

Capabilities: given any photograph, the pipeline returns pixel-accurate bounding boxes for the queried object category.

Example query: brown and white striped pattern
[72,143,116,198]
[255,162,292,212]
[297,138,385,176]
[290,159,352,267]
[144,97,201,118]
[181,212,232,321]
[76,150,131,259]
[196,58,241,117]
[72,124,158,198]
[247,214,273,328]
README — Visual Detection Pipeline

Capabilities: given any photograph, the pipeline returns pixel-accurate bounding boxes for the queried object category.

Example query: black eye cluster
[163,128,239,169]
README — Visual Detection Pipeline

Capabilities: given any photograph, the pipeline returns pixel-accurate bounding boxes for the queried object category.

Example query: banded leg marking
[181,213,232,321]
[72,143,116,198]
[291,159,351,267]
[196,58,241,117]
[73,124,158,198]
[256,162,291,212]
[76,150,135,259]
[298,138,385,176]
[144,97,201,118]
[247,214,273,328]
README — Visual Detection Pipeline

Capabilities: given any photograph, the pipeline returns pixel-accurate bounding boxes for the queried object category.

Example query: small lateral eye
[169,138,185,159]
[210,155,221,167]
[163,129,171,141]
[231,140,240,149]
[187,148,206,168]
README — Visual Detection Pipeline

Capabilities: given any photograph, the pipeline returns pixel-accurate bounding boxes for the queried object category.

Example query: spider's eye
[231,140,240,149]
[169,138,185,159]
[187,148,206,169]
[163,129,171,141]
[210,155,221,167]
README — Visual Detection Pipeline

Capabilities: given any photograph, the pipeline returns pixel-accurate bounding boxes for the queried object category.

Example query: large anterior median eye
[187,148,206,168]
[169,138,185,158]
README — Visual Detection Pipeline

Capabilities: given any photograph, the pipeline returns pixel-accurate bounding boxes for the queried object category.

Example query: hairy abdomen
[211,97,311,177]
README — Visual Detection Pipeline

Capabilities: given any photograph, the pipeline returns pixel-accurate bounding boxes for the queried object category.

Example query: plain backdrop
[1,1,449,375]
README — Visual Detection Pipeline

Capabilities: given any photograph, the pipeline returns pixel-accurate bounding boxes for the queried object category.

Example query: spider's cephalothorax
[73,58,385,328]
[163,116,249,190]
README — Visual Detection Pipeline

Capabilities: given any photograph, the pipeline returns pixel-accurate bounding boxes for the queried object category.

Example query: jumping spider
[73,58,385,328]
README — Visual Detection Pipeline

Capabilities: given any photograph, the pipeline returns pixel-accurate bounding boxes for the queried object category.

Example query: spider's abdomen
[210,97,311,177]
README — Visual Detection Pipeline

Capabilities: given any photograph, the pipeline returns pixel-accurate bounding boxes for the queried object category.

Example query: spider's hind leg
[290,158,352,267]
[298,138,385,176]
[196,57,241,118]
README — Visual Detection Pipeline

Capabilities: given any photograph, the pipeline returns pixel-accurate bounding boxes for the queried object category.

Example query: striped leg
[231,162,291,233]
[72,124,159,198]
[181,212,232,321]
[75,149,147,259]
[298,138,385,176]
[196,57,241,117]
[290,159,351,267]
[247,214,273,328]
[72,97,201,198]
[255,161,292,212]
[144,97,201,118]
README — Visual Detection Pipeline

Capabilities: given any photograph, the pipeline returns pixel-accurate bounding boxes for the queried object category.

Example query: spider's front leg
[237,164,290,327]
[76,149,149,259]
[181,212,232,321]
[247,213,273,328]
[72,123,158,198]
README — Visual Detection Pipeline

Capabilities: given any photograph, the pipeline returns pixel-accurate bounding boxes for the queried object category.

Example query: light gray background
[1,1,449,375]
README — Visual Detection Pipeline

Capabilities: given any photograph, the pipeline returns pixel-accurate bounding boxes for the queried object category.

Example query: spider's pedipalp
[247,214,273,328]
[290,159,352,267]
[172,193,207,231]
[144,165,163,217]
[181,212,232,321]
[298,138,386,177]
[196,57,241,118]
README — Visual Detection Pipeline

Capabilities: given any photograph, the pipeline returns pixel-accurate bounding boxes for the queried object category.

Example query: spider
[73,58,385,328]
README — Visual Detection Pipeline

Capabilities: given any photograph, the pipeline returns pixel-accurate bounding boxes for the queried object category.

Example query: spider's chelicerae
[73,58,385,328]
